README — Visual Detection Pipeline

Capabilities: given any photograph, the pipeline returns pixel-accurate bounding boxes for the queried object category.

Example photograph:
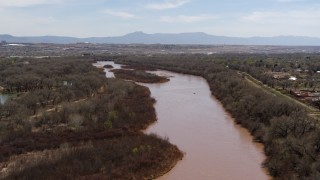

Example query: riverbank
[2,133,183,180]
[114,54,320,179]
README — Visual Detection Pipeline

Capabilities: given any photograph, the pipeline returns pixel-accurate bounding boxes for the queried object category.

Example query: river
[0,94,10,105]
[94,61,269,180]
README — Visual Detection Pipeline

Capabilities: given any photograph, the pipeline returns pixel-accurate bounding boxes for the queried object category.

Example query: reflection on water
[96,61,269,180]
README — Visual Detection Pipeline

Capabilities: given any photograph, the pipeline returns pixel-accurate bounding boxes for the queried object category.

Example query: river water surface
[94,61,269,180]
[0,94,10,105]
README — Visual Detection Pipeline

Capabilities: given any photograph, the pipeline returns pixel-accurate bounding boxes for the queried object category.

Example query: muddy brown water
[94,61,269,180]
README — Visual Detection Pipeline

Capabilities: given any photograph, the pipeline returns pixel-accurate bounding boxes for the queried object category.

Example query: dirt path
[238,71,320,118]
[30,98,88,120]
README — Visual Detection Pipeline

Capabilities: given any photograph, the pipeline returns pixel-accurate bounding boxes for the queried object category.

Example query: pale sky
[0,0,319,37]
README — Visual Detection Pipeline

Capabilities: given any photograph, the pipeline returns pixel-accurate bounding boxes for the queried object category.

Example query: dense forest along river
[94,61,269,180]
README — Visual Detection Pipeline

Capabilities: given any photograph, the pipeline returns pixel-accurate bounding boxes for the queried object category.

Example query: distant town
[1,41,320,59]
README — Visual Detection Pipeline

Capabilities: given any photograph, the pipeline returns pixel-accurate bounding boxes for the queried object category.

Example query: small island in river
[121,65,157,71]
[103,64,114,68]
[111,69,170,83]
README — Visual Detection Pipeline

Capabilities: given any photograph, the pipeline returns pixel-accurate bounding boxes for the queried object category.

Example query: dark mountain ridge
[1,32,320,46]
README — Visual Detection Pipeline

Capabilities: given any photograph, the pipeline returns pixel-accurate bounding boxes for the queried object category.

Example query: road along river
[94,61,269,180]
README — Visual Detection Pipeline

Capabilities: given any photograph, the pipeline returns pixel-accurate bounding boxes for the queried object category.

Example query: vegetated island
[121,65,157,71]
[111,69,169,83]
[0,57,182,179]
[103,64,114,68]
[113,54,320,180]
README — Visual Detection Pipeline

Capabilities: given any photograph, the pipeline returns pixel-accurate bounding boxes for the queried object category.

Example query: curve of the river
[94,61,269,180]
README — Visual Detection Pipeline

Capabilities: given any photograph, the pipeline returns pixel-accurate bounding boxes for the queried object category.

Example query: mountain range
[1,32,320,46]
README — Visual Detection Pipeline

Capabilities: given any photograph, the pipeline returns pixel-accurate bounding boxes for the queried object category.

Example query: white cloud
[0,0,63,7]
[160,15,215,23]
[229,8,320,37]
[0,9,60,36]
[145,0,190,10]
[102,10,137,19]
[242,8,320,23]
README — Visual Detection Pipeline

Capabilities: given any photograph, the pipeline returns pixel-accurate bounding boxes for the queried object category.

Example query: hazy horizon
[0,0,319,38]
[2,31,320,39]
